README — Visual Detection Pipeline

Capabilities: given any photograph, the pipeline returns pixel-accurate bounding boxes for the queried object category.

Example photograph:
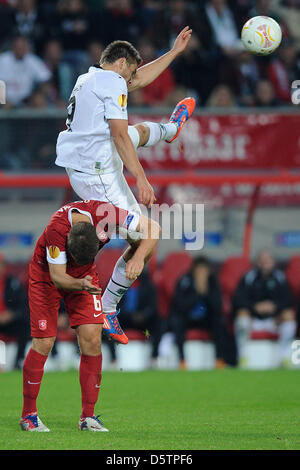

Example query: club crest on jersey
[38,320,47,331]
[118,94,127,108]
[48,245,60,259]
[123,214,134,229]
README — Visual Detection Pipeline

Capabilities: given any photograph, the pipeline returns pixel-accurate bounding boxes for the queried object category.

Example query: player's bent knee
[148,216,161,233]
[81,336,101,356]
[77,324,102,355]
[32,337,55,356]
[138,215,161,240]
[134,123,150,147]
[128,125,140,149]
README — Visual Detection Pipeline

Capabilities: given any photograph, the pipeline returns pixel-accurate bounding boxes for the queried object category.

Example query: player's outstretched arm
[48,263,101,294]
[109,118,156,208]
[128,26,192,92]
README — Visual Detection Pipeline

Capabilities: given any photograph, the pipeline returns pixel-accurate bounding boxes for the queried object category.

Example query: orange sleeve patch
[48,245,60,259]
[118,94,127,107]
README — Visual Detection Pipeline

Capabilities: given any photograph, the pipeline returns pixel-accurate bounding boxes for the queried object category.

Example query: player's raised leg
[128,97,196,149]
[20,337,55,432]
[102,215,160,344]
[76,323,108,432]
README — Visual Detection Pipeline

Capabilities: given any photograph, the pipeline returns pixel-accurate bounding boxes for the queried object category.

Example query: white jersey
[55,65,128,175]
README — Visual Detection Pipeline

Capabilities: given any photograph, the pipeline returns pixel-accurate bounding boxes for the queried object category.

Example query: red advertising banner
[129,113,300,170]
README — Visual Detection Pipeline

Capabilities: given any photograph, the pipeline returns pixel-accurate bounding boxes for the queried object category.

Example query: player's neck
[71,212,91,226]
[100,62,120,75]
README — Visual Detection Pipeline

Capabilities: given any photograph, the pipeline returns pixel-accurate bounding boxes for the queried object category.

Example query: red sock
[79,354,102,418]
[22,348,47,417]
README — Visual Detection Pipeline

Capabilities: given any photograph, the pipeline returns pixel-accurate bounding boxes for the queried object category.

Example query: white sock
[128,125,140,149]
[278,320,296,362]
[234,316,251,360]
[143,122,177,147]
[101,256,134,313]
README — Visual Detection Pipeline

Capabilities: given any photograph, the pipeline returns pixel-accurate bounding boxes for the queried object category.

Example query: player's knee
[139,215,161,240]
[154,219,162,236]
[78,332,101,355]
[32,337,55,356]
[87,335,101,355]
[149,217,161,245]
[134,123,149,147]
[77,324,102,355]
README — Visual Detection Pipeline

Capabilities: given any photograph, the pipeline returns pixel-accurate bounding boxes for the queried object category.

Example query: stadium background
[0,0,300,372]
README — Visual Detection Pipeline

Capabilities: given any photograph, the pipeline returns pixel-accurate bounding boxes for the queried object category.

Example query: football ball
[241,16,282,55]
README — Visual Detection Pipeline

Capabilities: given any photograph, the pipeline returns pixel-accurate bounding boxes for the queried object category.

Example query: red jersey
[30,200,139,282]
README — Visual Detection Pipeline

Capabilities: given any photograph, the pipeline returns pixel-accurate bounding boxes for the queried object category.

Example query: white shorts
[66,168,141,214]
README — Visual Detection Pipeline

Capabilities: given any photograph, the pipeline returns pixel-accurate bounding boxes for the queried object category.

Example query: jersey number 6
[93,295,103,313]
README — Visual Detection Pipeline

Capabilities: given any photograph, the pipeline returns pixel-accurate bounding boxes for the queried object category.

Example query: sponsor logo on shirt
[48,245,60,259]
[123,213,134,229]
[118,94,127,108]
[38,320,47,331]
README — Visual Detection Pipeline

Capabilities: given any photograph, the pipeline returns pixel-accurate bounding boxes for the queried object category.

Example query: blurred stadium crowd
[0,0,300,109]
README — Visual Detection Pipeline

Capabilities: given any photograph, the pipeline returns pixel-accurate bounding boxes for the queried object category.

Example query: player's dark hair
[67,222,99,266]
[100,40,142,66]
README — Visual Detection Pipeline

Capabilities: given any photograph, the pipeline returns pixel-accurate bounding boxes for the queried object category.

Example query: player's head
[67,222,100,265]
[100,40,142,83]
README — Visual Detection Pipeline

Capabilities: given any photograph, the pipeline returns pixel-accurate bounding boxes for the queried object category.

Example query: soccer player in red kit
[20,200,160,432]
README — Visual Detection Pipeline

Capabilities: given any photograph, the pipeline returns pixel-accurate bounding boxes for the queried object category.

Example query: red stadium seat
[157,251,193,317]
[94,248,123,291]
[184,328,212,341]
[286,255,300,299]
[219,256,252,316]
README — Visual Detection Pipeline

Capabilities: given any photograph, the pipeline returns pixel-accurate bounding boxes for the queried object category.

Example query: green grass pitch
[1,369,300,450]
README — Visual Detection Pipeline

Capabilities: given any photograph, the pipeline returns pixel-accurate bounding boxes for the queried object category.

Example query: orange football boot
[166,97,196,143]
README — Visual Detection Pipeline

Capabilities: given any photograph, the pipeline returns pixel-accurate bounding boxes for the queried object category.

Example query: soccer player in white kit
[56,27,196,344]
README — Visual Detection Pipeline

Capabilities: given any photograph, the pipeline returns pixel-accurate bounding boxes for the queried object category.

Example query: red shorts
[29,269,104,338]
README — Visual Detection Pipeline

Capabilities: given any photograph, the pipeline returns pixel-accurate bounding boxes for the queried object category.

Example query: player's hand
[136,175,156,208]
[125,257,144,281]
[172,26,193,56]
[81,275,102,295]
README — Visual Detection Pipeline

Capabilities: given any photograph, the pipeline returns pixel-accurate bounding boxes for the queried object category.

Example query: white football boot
[20,413,50,432]
[78,415,109,432]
